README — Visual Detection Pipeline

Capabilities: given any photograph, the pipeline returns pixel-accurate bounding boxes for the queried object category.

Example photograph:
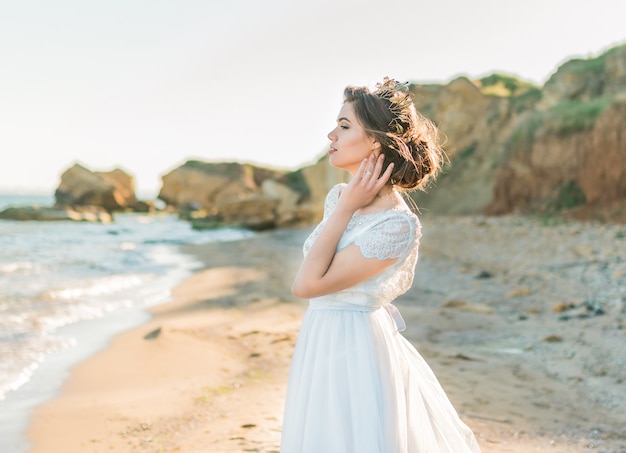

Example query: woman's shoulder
[369,207,420,233]
[323,183,347,214]
[351,208,420,260]
[393,205,420,226]
[328,183,347,199]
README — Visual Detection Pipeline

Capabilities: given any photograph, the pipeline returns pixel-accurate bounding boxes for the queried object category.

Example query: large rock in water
[159,161,267,211]
[160,160,301,229]
[216,194,280,230]
[159,158,349,229]
[55,163,137,211]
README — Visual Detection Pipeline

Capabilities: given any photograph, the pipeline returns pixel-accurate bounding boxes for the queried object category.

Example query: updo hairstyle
[344,77,446,191]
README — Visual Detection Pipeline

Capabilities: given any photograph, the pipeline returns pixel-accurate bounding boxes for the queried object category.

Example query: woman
[280,78,481,453]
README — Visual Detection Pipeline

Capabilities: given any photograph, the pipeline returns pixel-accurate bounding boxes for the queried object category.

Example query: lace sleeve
[353,213,417,260]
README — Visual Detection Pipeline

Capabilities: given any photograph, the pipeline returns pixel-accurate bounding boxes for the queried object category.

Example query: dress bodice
[303,184,421,309]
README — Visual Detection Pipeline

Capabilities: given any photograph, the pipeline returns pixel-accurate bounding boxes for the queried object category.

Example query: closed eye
[337,116,351,130]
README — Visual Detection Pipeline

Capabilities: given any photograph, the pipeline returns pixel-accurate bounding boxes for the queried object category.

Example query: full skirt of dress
[280,300,481,453]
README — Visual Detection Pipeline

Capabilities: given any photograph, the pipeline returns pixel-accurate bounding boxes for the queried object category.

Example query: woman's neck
[355,186,402,215]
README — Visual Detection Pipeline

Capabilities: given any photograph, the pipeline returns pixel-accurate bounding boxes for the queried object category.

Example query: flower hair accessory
[374,77,414,135]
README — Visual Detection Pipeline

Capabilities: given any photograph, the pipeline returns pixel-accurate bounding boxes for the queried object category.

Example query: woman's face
[327,102,378,174]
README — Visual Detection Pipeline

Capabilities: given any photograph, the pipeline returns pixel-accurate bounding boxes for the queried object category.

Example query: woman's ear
[371,141,381,152]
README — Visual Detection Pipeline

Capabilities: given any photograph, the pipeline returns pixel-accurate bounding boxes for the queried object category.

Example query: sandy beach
[26,215,626,453]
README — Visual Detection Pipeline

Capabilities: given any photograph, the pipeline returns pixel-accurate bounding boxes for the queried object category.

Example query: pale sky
[1,0,625,197]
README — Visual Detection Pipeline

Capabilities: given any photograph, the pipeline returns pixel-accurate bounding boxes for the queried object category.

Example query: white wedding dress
[280,184,481,453]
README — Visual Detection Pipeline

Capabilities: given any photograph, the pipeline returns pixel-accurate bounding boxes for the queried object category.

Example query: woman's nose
[327,128,336,141]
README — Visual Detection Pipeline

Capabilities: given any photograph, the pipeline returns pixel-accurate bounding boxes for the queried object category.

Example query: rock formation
[55,163,138,211]
[159,158,349,230]
[0,164,143,222]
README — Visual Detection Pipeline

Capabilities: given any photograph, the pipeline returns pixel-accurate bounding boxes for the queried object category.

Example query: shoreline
[25,228,309,453]
[1,238,203,453]
[1,306,152,453]
[25,218,626,452]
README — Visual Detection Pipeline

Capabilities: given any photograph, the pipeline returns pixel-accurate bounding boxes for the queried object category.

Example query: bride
[280,78,482,453]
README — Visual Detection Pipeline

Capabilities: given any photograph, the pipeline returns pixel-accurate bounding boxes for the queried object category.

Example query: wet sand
[27,216,626,452]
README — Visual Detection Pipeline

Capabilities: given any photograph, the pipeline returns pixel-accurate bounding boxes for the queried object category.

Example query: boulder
[217,194,279,231]
[160,159,348,229]
[55,163,137,211]
[159,161,282,212]
[261,179,301,225]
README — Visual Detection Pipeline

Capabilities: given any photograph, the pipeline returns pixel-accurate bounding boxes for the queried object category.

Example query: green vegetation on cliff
[557,44,624,76]
[549,180,587,212]
[506,96,611,155]
[475,73,543,113]
[477,73,539,97]
[547,97,611,136]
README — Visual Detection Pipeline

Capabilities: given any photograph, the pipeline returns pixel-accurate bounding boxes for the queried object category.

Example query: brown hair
[343,78,446,191]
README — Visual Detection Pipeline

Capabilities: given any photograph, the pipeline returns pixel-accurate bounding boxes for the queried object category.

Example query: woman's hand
[336,153,394,213]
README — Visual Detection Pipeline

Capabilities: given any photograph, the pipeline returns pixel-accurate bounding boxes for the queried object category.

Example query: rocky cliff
[159,44,626,227]
[409,43,626,222]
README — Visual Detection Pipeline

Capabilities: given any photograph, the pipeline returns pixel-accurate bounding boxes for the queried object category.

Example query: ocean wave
[45,273,155,301]
[0,335,74,401]
[0,262,42,274]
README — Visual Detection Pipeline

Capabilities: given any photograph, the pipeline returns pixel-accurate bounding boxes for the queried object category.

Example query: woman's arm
[291,154,395,299]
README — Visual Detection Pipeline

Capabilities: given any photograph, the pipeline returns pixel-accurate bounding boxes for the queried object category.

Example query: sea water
[0,194,254,452]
